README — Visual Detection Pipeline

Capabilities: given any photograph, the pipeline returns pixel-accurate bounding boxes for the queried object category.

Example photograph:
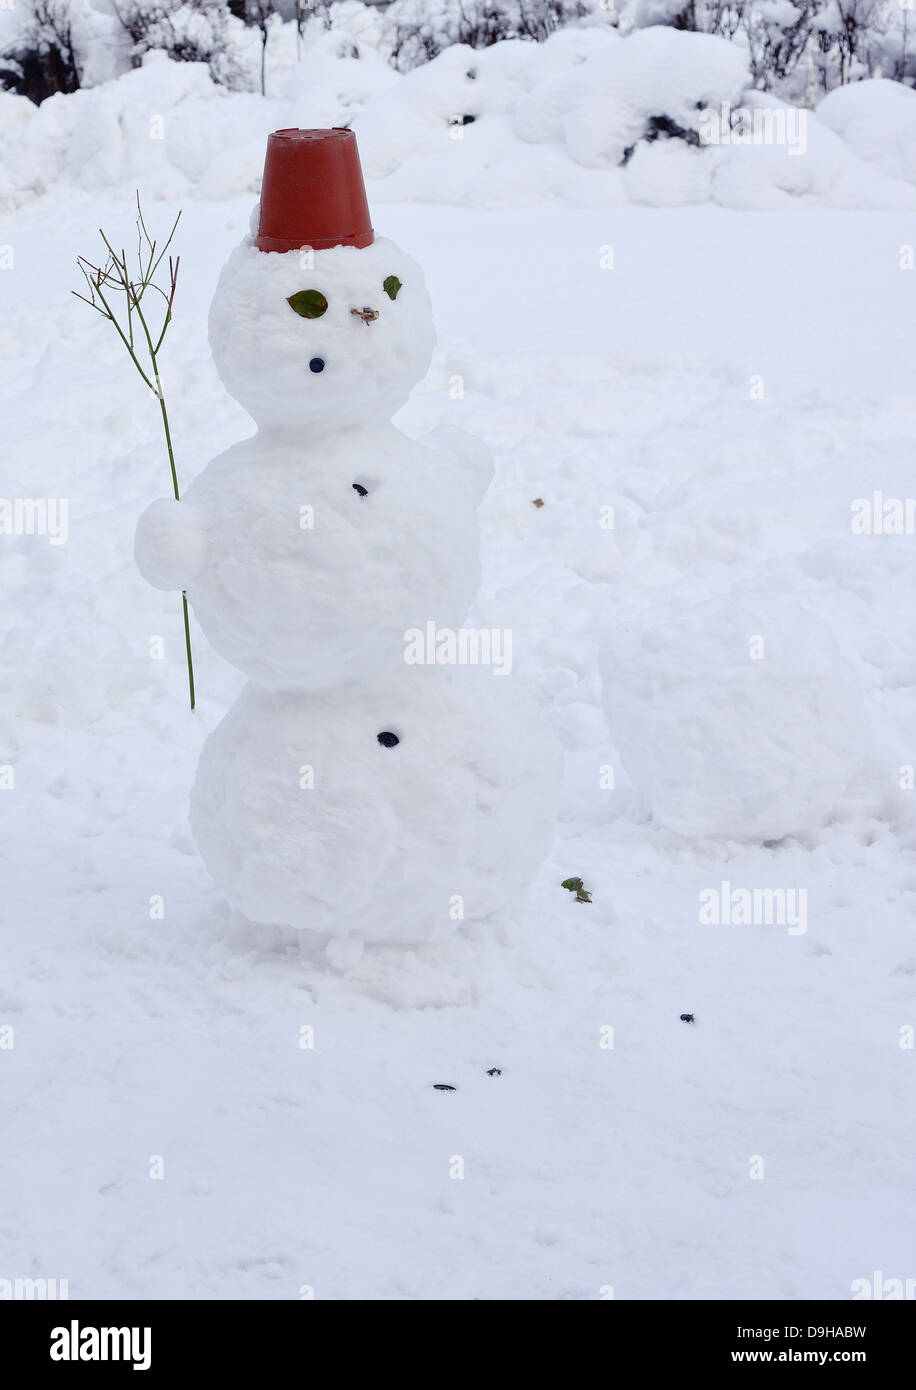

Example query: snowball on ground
[599,596,866,841]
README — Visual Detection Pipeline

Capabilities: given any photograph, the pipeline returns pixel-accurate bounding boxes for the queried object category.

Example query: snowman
[136,128,561,946]
[136,129,491,691]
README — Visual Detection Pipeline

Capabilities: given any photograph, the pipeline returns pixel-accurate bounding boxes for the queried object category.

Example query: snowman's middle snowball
[134,423,490,690]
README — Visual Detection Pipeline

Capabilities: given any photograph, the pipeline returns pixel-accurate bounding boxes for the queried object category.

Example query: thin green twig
[73,198,195,710]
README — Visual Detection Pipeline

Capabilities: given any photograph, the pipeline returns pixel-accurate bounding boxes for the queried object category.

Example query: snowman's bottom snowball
[190,668,562,943]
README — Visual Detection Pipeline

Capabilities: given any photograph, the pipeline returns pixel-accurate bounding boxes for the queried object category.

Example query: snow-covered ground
[3,180,915,1298]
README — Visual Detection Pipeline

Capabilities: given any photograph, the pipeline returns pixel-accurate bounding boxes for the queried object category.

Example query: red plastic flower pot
[255,128,374,254]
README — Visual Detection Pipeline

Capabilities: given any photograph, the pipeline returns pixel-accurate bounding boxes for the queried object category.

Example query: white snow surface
[3,191,916,1291]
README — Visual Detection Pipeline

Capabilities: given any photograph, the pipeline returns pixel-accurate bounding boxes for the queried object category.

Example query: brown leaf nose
[351,307,379,326]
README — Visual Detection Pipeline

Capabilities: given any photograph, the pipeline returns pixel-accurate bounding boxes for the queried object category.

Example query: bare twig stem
[73,200,195,710]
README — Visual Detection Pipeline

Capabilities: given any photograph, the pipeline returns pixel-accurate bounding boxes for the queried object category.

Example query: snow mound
[352,30,621,207]
[599,596,866,841]
[817,78,916,188]
[560,26,749,169]
[1,26,915,210]
[0,30,394,208]
[709,90,916,210]
[0,52,268,205]
[0,89,34,141]
[622,137,713,206]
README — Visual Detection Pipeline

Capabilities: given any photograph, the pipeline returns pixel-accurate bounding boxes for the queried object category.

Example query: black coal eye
[383,276,402,301]
[309,357,325,373]
[287,289,328,318]
[377,731,399,748]
[352,483,368,496]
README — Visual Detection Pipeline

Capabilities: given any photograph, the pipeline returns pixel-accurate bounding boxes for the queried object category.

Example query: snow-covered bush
[351,27,625,204]
[742,1,822,96]
[230,0,287,93]
[111,0,242,86]
[383,0,598,72]
[0,0,81,103]
[824,0,887,85]
[625,0,745,37]
[875,0,916,85]
[358,22,746,189]
[558,25,749,166]
[621,0,916,96]
[624,0,816,93]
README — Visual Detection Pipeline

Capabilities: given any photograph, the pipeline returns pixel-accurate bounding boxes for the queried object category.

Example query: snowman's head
[209,231,435,432]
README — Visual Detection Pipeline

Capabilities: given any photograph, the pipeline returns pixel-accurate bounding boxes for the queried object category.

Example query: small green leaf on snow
[383,275,402,301]
[287,289,328,318]
[561,876,592,902]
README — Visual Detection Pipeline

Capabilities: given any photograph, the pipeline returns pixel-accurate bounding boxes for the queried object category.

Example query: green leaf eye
[383,275,402,301]
[287,289,328,319]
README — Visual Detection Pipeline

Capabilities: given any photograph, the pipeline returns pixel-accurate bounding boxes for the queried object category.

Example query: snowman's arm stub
[421,424,494,503]
[135,497,205,593]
